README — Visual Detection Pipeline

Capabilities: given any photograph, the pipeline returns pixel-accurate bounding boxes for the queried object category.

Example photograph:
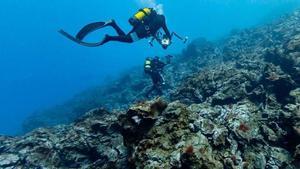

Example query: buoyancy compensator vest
[129,8,156,26]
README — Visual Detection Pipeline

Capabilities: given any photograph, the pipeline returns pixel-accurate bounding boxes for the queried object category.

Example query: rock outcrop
[0,109,128,169]
[119,99,299,169]
[2,96,300,168]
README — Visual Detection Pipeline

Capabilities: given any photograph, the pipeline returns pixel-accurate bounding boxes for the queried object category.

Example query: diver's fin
[76,21,107,40]
[58,29,103,47]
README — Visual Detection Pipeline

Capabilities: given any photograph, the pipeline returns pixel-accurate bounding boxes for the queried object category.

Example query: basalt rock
[121,99,298,168]
[118,98,168,146]
[171,62,263,106]
[1,98,300,168]
[0,109,128,169]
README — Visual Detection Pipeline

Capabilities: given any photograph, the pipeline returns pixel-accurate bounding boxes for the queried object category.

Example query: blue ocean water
[0,0,299,136]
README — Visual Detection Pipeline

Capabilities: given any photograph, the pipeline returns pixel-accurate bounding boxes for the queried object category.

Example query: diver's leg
[145,85,155,98]
[156,80,164,95]
[109,20,126,36]
[150,73,161,96]
[108,35,133,43]
[151,74,157,84]
[100,26,143,45]
[154,73,164,95]
[100,34,134,45]
[152,83,163,96]
[75,20,126,40]
[145,74,157,98]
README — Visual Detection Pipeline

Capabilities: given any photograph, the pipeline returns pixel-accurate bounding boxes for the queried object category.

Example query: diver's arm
[158,61,167,70]
[161,16,172,40]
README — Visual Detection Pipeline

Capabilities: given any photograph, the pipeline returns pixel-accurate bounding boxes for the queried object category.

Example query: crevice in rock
[211,97,240,106]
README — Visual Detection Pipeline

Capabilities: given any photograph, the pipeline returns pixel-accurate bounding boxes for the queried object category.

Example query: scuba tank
[144,58,152,73]
[129,8,154,26]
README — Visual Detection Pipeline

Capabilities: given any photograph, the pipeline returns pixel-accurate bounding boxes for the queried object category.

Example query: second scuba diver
[144,55,173,97]
[59,8,173,49]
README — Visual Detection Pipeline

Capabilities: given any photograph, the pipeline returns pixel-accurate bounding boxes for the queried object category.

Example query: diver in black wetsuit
[144,55,172,97]
[101,8,172,49]
[59,8,173,49]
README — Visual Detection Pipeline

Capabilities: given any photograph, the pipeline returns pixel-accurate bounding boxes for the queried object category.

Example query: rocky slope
[2,9,300,169]
[22,38,221,134]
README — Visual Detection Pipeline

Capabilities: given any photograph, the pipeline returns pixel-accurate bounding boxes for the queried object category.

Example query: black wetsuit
[145,58,167,97]
[101,14,171,45]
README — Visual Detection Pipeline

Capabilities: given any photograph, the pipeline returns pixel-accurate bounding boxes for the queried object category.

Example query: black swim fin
[75,21,106,40]
[58,29,103,47]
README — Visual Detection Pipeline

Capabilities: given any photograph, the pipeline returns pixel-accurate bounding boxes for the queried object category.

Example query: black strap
[139,8,150,16]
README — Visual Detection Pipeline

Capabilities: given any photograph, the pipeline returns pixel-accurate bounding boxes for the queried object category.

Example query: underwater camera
[149,31,188,49]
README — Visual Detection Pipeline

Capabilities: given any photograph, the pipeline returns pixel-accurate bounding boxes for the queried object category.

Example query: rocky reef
[22,39,221,134]
[0,109,128,168]
[2,9,300,169]
[1,97,299,168]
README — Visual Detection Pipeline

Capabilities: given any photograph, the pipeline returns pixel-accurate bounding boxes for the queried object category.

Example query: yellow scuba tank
[129,8,152,26]
[145,60,151,68]
[134,8,151,20]
[144,58,152,73]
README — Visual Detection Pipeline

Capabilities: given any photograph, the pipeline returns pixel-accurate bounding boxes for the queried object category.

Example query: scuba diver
[59,8,187,49]
[144,55,173,97]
